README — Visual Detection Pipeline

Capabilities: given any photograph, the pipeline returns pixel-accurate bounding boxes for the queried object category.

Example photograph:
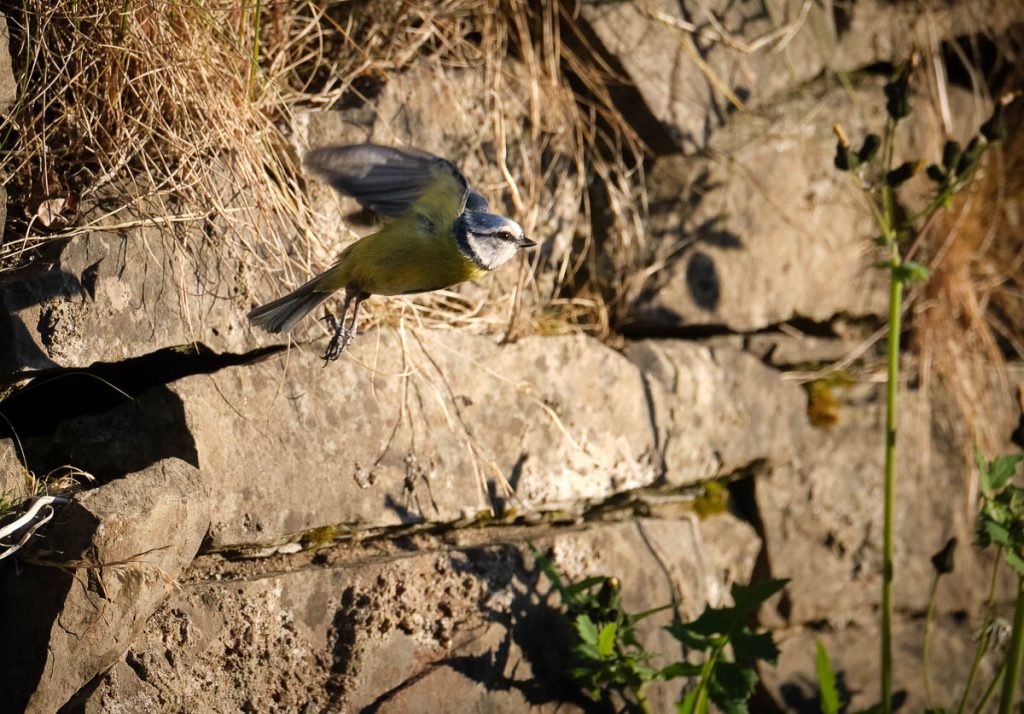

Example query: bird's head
[455,211,536,271]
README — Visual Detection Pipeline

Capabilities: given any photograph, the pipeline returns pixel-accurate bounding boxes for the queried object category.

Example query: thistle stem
[957,551,1003,714]
[997,576,1024,714]
[881,239,902,714]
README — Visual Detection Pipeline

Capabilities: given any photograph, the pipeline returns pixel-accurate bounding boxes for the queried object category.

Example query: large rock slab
[626,339,808,483]
[578,0,1014,155]
[626,75,993,333]
[578,0,824,153]
[0,458,210,714]
[73,515,760,713]
[18,333,812,549]
[755,385,1019,629]
[0,200,278,373]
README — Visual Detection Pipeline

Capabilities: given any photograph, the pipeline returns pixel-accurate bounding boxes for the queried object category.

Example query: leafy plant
[832,55,1015,713]
[815,639,843,714]
[532,545,786,713]
[532,545,674,712]
[972,452,1024,714]
[667,578,788,714]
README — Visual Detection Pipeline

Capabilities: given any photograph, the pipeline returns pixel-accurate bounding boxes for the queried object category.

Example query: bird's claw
[321,313,354,364]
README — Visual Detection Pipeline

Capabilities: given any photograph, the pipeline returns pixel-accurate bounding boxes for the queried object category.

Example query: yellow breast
[325,221,487,296]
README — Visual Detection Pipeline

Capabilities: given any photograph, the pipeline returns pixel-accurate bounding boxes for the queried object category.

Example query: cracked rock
[0,458,210,713]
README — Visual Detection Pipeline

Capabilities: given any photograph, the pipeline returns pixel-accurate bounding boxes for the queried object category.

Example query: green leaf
[677,687,700,714]
[731,629,780,665]
[597,622,617,657]
[987,454,1023,491]
[981,519,1012,547]
[816,639,842,714]
[565,573,610,594]
[666,619,714,650]
[658,661,703,680]
[1004,549,1024,577]
[708,661,758,714]
[892,261,930,284]
[531,545,569,599]
[732,578,789,613]
[576,614,599,647]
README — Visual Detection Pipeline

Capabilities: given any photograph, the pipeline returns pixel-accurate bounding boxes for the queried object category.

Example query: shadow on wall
[356,543,603,713]
[0,501,101,712]
[0,376,198,484]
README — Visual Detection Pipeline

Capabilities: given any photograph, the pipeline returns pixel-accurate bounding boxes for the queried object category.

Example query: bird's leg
[345,294,368,345]
[321,290,354,363]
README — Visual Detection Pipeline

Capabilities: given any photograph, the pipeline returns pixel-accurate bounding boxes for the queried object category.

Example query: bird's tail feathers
[247,273,332,334]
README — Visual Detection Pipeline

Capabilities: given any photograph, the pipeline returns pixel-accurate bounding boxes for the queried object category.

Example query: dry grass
[0,0,650,340]
[912,29,1024,495]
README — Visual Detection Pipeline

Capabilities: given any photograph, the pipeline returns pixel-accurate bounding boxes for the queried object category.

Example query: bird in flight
[248,144,536,361]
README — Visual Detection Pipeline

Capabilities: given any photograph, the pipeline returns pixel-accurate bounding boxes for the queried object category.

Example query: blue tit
[247,144,536,360]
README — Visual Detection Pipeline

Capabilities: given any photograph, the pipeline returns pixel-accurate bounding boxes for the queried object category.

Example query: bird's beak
[516,235,537,248]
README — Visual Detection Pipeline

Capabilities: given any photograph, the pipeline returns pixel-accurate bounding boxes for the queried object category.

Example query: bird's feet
[321,313,355,364]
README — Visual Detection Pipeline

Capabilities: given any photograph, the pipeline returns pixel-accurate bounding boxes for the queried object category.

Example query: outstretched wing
[304,144,477,226]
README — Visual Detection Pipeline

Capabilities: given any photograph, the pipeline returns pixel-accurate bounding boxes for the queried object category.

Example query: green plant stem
[881,251,901,714]
[922,572,940,708]
[997,576,1024,714]
[976,659,1007,714]
[633,683,653,714]
[957,552,1003,714]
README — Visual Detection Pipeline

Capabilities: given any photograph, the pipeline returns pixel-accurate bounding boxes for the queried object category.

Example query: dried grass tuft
[913,30,1024,495]
[0,0,649,339]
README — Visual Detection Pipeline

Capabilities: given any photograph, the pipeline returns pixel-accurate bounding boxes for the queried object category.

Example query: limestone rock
[578,0,825,154]
[74,515,759,713]
[628,81,891,333]
[0,12,16,116]
[0,202,277,373]
[19,333,663,547]
[17,333,813,550]
[755,387,1017,629]
[626,339,808,483]
[0,458,210,714]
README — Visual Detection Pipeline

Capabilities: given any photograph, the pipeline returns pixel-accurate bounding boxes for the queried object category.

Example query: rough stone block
[0,458,210,714]
[74,515,760,712]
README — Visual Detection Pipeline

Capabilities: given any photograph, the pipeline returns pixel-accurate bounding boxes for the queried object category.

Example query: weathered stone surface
[75,515,759,713]
[627,76,993,333]
[0,436,27,500]
[629,81,889,332]
[755,386,1018,629]
[19,333,814,549]
[578,0,1012,155]
[829,0,1020,74]
[0,203,277,372]
[0,458,209,714]
[762,615,1005,712]
[19,333,659,547]
[0,12,16,116]
[579,0,825,154]
[627,339,808,483]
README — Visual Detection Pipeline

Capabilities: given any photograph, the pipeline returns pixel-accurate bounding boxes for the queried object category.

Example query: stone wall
[1,2,1022,712]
